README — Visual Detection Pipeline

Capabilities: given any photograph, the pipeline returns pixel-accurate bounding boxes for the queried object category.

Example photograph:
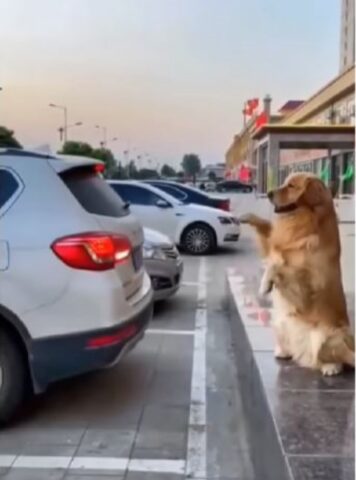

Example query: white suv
[0,149,153,423]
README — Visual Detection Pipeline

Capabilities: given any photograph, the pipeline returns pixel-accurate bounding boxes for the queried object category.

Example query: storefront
[251,125,355,194]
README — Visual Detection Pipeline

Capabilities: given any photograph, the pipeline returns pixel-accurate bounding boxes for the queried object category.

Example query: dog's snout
[267,190,274,200]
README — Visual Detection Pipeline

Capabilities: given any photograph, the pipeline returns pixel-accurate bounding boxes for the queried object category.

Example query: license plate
[132,246,143,271]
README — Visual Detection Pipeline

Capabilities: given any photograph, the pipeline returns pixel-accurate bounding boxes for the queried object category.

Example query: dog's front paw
[321,363,343,376]
[239,213,259,225]
[258,279,273,297]
[274,345,292,360]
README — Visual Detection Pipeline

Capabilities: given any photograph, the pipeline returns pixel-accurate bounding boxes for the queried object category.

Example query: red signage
[255,111,268,129]
[243,98,259,116]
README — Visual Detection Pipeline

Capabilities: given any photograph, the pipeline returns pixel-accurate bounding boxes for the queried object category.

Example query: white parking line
[146,328,195,336]
[181,281,202,287]
[0,455,185,474]
[128,458,185,474]
[70,456,128,471]
[13,456,71,469]
[0,455,15,467]
[185,257,207,478]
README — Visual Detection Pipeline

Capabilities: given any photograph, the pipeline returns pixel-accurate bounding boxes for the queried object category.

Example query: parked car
[0,148,153,424]
[108,181,240,255]
[145,180,230,211]
[216,180,253,193]
[143,228,183,301]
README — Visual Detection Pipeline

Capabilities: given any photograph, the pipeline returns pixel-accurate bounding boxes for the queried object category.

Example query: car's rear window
[0,169,20,208]
[60,168,129,217]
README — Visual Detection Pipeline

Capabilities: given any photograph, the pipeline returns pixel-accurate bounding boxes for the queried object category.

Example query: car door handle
[175,213,184,216]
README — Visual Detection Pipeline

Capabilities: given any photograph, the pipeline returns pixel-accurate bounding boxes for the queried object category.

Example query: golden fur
[241,173,354,375]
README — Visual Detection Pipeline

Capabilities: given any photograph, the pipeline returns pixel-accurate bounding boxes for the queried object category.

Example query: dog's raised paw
[239,213,259,225]
[321,363,343,376]
[259,280,273,297]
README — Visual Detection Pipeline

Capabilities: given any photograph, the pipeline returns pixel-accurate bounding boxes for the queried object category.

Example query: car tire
[181,223,216,255]
[0,329,29,425]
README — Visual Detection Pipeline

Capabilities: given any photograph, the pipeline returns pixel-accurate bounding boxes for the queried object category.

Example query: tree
[59,141,116,178]
[181,154,201,183]
[127,160,138,179]
[208,170,217,181]
[111,161,127,180]
[92,147,116,177]
[0,126,22,148]
[136,168,159,180]
[161,164,176,178]
[60,141,93,157]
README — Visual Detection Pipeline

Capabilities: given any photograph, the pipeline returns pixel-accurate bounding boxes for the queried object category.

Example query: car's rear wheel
[181,223,216,255]
[0,329,29,425]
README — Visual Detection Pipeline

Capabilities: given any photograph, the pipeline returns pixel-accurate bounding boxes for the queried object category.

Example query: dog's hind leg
[317,330,355,375]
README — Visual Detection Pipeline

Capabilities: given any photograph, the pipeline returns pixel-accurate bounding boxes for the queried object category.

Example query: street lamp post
[49,103,68,142]
[58,122,82,142]
[95,125,107,148]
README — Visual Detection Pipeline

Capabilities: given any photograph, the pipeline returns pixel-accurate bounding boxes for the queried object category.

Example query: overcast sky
[0,0,340,167]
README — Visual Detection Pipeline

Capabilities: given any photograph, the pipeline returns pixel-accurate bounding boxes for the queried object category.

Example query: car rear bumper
[29,300,153,393]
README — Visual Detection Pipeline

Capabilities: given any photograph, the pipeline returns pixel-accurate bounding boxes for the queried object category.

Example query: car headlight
[218,216,233,225]
[143,244,166,260]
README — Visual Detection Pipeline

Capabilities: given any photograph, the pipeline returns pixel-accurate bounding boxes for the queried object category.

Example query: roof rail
[0,148,55,159]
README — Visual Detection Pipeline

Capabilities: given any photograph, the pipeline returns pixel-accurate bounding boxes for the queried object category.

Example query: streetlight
[49,103,68,142]
[58,122,83,142]
[95,125,107,148]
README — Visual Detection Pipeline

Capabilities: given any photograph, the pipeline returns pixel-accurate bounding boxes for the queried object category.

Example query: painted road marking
[146,328,195,336]
[186,256,207,478]
[70,457,128,471]
[0,456,15,468]
[181,281,204,287]
[13,456,71,469]
[0,455,185,475]
[128,458,185,474]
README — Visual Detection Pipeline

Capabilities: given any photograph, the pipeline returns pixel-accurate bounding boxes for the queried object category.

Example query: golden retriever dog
[241,172,354,376]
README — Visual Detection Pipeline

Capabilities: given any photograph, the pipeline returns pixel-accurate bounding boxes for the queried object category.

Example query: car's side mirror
[156,199,171,208]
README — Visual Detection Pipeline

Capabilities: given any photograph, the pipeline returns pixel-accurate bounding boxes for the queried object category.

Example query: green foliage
[111,161,128,179]
[181,153,201,182]
[60,141,116,177]
[60,141,93,157]
[136,168,160,180]
[161,164,176,178]
[0,126,22,148]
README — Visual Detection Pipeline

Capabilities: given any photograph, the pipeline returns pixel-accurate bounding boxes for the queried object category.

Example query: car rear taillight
[51,232,132,271]
[94,163,105,174]
[86,324,138,349]
[219,199,230,212]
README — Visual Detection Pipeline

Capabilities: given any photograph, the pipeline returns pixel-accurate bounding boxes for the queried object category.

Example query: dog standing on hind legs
[240,173,355,376]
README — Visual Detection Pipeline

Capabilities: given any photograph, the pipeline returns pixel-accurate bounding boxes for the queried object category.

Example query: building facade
[340,0,355,72]
[226,67,355,195]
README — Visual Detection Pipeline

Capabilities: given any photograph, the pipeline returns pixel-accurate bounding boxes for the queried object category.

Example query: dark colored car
[216,180,253,193]
[145,180,230,211]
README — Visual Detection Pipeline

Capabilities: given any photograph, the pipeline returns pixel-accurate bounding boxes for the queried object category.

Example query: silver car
[143,228,183,301]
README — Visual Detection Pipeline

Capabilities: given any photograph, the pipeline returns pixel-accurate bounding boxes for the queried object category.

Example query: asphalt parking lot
[0,231,260,480]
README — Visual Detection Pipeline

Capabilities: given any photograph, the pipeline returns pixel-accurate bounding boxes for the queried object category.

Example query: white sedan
[108,181,240,255]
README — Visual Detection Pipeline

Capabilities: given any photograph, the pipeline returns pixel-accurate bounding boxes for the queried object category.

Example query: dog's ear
[303,178,331,207]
